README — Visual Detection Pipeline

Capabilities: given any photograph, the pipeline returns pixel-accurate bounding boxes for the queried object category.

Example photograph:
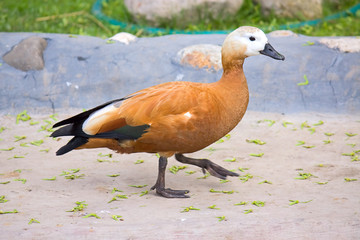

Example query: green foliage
[28,218,40,224]
[181,206,200,212]
[0,0,358,38]
[0,0,113,38]
[102,0,360,36]
[67,201,88,212]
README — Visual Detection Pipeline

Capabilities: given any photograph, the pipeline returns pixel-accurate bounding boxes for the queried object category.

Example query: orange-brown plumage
[52,26,284,198]
[80,71,249,156]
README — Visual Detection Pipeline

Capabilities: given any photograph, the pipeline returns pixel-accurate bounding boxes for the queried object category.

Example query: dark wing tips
[53,119,67,128]
[52,96,139,155]
[52,112,88,128]
[50,124,74,138]
[55,137,88,155]
[52,97,131,129]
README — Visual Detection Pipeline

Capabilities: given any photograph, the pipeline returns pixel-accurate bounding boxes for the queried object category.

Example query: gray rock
[3,36,47,71]
[254,0,322,19]
[176,44,222,71]
[319,38,360,53]
[124,0,244,24]
[268,30,297,38]
[0,32,359,115]
[109,32,138,45]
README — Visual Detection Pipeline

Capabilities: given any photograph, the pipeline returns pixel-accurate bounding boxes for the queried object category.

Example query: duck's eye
[249,36,256,41]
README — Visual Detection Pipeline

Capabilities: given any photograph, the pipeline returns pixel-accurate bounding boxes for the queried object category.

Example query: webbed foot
[151,185,190,198]
[151,156,190,198]
[175,154,239,180]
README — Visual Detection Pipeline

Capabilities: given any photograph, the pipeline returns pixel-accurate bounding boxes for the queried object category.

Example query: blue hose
[92,0,360,34]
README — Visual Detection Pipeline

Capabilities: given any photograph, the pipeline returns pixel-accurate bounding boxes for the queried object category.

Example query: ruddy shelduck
[52,26,284,198]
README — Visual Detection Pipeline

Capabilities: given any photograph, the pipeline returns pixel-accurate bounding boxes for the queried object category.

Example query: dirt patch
[0,111,359,239]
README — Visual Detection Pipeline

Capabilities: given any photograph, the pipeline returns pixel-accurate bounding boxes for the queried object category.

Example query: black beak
[260,43,285,61]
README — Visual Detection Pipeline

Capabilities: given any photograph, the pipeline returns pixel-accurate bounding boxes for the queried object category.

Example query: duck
[51,26,285,198]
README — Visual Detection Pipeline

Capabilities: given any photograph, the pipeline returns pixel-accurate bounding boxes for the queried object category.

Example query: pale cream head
[221,26,284,70]
[222,26,268,58]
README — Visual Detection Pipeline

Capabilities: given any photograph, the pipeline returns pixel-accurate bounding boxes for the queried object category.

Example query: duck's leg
[151,156,190,198]
[175,154,239,180]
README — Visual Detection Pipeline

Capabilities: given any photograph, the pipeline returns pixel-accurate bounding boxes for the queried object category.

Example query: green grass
[0,0,113,38]
[0,0,359,37]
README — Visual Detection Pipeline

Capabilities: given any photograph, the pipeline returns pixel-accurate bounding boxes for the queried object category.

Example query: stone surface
[177,44,222,71]
[0,32,359,114]
[124,0,244,23]
[254,0,323,19]
[319,37,360,53]
[2,36,47,71]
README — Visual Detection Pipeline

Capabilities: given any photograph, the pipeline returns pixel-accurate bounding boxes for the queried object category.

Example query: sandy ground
[0,110,359,240]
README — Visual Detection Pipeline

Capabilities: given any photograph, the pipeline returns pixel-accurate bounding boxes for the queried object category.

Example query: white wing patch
[184,112,192,118]
[82,104,118,135]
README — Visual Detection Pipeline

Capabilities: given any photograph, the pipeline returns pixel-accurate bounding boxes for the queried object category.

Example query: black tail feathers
[51,121,89,155]
[55,136,88,155]
[51,96,141,156]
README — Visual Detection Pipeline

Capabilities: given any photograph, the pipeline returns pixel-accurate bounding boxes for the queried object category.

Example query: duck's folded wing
[52,94,149,139]
[80,81,216,135]
[51,95,150,155]
[53,97,130,129]
[51,81,213,155]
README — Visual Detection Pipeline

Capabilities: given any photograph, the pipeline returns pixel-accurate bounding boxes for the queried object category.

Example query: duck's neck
[217,59,247,88]
[222,58,245,74]
[210,58,249,129]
